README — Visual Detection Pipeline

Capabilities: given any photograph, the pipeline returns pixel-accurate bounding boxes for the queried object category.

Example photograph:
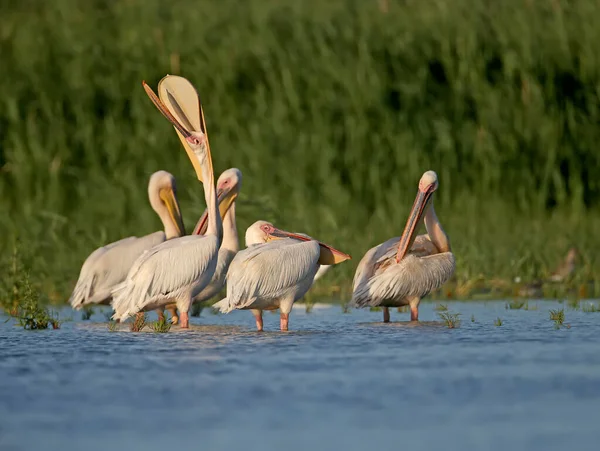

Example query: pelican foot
[168,307,178,325]
[180,312,189,329]
[280,313,289,331]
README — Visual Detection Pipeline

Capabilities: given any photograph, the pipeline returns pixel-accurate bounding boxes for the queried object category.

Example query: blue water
[2,301,600,451]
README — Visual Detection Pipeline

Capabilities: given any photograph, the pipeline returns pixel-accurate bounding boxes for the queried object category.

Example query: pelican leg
[409,296,420,321]
[157,308,165,322]
[251,309,263,331]
[167,306,179,325]
[180,311,189,328]
[383,307,390,323]
[280,313,290,331]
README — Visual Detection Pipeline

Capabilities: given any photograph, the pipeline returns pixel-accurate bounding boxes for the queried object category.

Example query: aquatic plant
[582,303,600,313]
[48,310,64,329]
[494,317,503,327]
[397,306,409,313]
[369,307,382,312]
[107,321,119,332]
[549,309,565,325]
[340,301,351,314]
[129,313,148,332]
[471,314,475,322]
[438,312,461,329]
[505,300,527,310]
[434,304,449,312]
[151,318,172,333]
[81,306,94,321]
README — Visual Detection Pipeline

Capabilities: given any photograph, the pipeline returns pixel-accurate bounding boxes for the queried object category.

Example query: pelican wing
[283,232,331,285]
[69,232,166,308]
[216,239,320,312]
[111,234,219,319]
[352,252,455,307]
[352,237,400,292]
[192,247,237,303]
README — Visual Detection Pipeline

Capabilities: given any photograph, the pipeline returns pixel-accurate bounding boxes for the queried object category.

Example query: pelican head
[148,170,185,238]
[142,79,212,182]
[396,170,439,263]
[245,221,351,265]
[193,168,243,235]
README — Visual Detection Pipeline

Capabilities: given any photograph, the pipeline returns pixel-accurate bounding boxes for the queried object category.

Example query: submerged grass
[151,318,172,333]
[81,306,94,321]
[582,303,600,313]
[438,311,461,329]
[1,1,600,303]
[129,314,148,333]
[549,308,565,330]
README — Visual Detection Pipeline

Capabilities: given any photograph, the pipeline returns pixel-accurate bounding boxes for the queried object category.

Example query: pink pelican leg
[251,309,263,331]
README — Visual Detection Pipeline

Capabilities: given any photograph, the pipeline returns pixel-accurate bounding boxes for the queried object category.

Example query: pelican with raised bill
[69,170,186,318]
[165,168,242,324]
[213,221,351,331]
[351,171,455,322]
[111,76,222,328]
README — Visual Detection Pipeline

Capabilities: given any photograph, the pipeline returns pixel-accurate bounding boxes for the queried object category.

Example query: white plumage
[352,236,455,308]
[112,77,223,328]
[213,220,351,331]
[215,238,321,313]
[111,234,220,319]
[351,171,455,322]
[69,171,184,310]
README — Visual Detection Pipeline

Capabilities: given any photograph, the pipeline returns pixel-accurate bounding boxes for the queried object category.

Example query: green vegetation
[549,308,565,329]
[471,314,475,323]
[151,317,172,333]
[434,304,448,312]
[582,303,600,313]
[494,317,503,327]
[107,321,119,332]
[81,306,94,321]
[506,300,527,310]
[129,313,148,332]
[1,240,65,329]
[438,311,461,329]
[1,0,600,304]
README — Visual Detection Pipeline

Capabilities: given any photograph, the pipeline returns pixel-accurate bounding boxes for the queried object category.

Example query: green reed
[1,0,600,304]
[438,311,461,329]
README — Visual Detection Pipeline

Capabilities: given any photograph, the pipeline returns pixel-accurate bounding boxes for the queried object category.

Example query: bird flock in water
[69,75,456,331]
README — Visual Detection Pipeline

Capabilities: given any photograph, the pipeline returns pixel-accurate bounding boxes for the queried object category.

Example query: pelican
[165,168,242,324]
[213,221,351,331]
[351,171,455,322]
[68,170,185,314]
[111,76,221,328]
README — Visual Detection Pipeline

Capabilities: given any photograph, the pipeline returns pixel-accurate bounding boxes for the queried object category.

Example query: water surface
[2,301,600,451]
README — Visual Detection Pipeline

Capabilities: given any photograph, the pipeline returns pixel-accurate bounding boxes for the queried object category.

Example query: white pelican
[351,171,455,322]
[214,221,351,331]
[68,170,185,312]
[111,76,222,328]
[165,168,242,324]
